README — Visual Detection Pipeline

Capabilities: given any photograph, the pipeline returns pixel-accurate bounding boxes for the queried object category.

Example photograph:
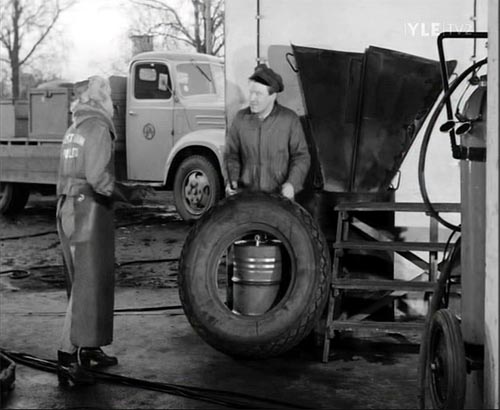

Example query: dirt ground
[0,191,187,292]
[0,191,427,409]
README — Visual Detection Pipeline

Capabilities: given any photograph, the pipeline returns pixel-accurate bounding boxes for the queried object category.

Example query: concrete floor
[0,194,426,409]
[0,285,424,409]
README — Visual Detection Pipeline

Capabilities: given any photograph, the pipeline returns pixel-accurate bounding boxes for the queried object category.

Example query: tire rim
[429,327,448,407]
[182,169,211,216]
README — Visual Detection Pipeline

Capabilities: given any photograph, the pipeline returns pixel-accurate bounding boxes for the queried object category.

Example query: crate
[0,100,28,139]
[0,100,16,139]
[29,88,72,140]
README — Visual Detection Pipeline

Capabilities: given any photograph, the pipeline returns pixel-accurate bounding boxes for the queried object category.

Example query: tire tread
[178,192,331,358]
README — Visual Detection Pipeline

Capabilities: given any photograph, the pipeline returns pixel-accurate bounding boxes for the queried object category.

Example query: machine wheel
[178,192,331,358]
[0,183,30,215]
[173,155,222,222]
[427,308,466,410]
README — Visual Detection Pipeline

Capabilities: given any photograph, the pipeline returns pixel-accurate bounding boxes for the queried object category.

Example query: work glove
[225,181,238,197]
[281,182,294,200]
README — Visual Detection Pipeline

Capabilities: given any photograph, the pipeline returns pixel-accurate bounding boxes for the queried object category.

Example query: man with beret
[224,64,310,199]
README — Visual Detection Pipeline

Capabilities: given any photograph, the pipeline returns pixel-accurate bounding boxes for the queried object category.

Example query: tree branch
[132,0,196,45]
[211,0,223,20]
[212,15,223,32]
[162,33,196,49]
[212,41,223,56]
[19,7,61,66]
[130,0,224,56]
[0,26,12,50]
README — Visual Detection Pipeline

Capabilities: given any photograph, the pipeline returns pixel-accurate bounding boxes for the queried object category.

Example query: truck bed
[0,79,128,185]
[0,139,61,184]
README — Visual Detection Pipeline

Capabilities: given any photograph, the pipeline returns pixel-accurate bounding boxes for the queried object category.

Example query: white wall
[225,0,488,226]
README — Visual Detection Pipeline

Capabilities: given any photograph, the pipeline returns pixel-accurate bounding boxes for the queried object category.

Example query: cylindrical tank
[460,75,487,409]
[232,237,282,316]
[460,75,487,346]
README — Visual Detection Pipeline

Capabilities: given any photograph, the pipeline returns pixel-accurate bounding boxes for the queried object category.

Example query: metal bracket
[454,146,486,162]
[285,52,298,73]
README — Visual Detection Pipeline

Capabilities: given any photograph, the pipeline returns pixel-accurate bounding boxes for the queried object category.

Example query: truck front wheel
[0,183,30,215]
[173,155,222,222]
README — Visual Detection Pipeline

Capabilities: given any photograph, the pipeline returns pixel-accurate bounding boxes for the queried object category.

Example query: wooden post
[485,1,499,408]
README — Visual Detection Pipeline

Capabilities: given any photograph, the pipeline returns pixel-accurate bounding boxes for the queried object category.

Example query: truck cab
[0,51,226,221]
[119,51,226,220]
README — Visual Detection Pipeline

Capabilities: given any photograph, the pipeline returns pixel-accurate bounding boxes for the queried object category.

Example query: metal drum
[232,237,282,315]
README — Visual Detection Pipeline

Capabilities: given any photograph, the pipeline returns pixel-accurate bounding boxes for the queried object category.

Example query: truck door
[126,61,174,181]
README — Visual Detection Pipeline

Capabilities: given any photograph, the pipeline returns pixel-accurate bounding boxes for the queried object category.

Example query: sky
[55,0,196,81]
[58,0,132,81]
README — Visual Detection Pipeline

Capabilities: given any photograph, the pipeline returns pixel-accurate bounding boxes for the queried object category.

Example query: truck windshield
[176,62,224,98]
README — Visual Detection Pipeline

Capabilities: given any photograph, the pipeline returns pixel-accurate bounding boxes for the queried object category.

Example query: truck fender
[163,128,226,184]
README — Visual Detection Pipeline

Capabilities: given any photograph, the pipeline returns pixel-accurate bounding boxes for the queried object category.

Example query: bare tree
[130,0,224,56]
[0,0,75,98]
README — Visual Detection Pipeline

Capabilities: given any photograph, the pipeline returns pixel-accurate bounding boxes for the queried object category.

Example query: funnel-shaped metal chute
[292,44,457,193]
[292,45,363,191]
[353,46,457,191]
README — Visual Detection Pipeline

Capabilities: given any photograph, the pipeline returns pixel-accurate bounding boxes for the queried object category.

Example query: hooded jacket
[57,76,117,199]
[57,107,116,198]
[224,103,310,193]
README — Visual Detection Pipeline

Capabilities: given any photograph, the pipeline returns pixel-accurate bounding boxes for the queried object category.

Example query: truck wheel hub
[184,170,210,209]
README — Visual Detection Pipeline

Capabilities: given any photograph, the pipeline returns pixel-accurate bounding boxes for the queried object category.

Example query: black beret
[249,64,284,93]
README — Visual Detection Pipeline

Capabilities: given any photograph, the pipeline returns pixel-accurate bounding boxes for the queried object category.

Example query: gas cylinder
[459,74,487,408]
[231,236,282,316]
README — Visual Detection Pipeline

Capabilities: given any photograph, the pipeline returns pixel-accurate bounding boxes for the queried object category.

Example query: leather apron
[57,185,115,347]
[57,197,75,298]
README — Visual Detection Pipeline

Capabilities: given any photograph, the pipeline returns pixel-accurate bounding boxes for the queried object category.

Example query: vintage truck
[0,51,225,221]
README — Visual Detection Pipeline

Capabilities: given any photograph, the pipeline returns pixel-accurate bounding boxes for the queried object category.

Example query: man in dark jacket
[56,76,132,387]
[224,65,310,199]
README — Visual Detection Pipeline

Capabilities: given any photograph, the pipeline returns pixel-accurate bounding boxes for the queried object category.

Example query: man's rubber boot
[79,347,118,369]
[57,350,95,387]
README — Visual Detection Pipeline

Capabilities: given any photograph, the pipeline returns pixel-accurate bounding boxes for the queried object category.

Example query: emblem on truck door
[143,123,155,140]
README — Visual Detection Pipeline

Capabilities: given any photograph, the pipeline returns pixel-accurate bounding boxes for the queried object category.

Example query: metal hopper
[291,44,457,193]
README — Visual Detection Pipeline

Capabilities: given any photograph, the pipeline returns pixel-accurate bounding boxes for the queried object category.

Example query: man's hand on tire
[225,181,238,197]
[281,182,294,200]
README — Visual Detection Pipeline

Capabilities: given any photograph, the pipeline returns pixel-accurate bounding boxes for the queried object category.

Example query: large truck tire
[178,192,331,358]
[173,155,222,222]
[0,183,30,215]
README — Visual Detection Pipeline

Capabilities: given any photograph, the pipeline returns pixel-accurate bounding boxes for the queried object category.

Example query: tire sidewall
[179,192,329,353]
